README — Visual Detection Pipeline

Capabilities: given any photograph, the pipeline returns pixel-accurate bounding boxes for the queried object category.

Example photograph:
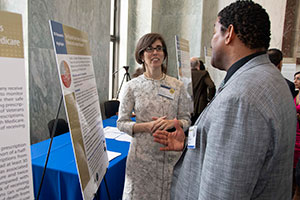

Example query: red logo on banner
[60,60,71,88]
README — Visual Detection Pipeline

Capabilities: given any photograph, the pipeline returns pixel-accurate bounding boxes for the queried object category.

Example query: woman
[294,72,300,167]
[294,71,300,200]
[117,33,191,200]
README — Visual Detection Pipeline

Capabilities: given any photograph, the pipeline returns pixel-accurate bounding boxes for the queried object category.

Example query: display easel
[36,95,111,200]
[93,169,111,200]
[104,176,111,200]
[115,66,131,99]
[36,95,64,200]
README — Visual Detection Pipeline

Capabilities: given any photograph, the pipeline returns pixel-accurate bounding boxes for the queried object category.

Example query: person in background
[117,33,191,200]
[190,57,216,124]
[267,48,297,98]
[293,71,300,200]
[153,1,296,199]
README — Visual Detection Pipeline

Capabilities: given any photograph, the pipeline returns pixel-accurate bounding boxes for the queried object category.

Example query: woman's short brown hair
[135,33,168,73]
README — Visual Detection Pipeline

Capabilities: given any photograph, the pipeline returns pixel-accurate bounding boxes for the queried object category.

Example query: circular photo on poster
[60,60,72,88]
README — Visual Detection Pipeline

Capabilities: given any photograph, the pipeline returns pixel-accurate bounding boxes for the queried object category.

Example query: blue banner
[50,20,67,54]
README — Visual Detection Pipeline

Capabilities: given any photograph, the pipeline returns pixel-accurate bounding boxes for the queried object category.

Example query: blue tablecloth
[31,115,130,200]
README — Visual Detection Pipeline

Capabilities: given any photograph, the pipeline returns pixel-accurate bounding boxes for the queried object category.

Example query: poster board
[282,57,297,82]
[175,35,193,113]
[204,47,226,89]
[49,20,108,200]
[0,11,34,200]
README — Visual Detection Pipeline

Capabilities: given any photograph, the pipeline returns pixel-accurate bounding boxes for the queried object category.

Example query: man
[153,1,296,199]
[267,48,297,98]
[190,57,216,125]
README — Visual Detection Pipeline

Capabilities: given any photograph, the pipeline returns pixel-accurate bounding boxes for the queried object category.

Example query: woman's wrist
[133,122,152,133]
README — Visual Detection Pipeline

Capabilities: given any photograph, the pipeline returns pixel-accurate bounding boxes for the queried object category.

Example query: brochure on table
[175,35,193,113]
[49,20,108,200]
[103,126,132,142]
[0,11,34,200]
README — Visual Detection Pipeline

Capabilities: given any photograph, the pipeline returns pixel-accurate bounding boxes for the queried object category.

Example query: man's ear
[225,24,235,45]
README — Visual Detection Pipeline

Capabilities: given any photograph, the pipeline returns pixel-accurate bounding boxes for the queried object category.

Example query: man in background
[190,57,215,124]
[267,48,297,98]
[154,1,296,199]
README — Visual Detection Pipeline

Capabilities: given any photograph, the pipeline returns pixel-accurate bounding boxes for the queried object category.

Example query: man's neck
[223,51,266,84]
[225,47,266,71]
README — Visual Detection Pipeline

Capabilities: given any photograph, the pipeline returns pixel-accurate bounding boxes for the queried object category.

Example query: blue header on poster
[50,20,67,54]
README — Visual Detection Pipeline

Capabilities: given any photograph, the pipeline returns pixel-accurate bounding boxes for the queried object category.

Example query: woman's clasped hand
[149,116,175,133]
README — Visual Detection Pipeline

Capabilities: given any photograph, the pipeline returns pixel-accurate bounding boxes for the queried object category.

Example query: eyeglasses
[145,46,164,53]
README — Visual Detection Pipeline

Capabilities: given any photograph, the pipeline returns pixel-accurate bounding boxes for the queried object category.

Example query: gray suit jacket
[171,54,297,200]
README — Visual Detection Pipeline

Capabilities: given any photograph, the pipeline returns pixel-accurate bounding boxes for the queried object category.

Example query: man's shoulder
[230,55,282,90]
[221,62,294,115]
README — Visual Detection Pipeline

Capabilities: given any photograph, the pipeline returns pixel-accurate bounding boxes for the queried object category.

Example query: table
[31,115,130,200]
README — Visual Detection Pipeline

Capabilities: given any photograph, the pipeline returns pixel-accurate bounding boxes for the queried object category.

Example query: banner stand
[36,95,64,200]
[104,170,111,200]
[49,20,109,199]
[93,169,111,200]
[35,94,112,200]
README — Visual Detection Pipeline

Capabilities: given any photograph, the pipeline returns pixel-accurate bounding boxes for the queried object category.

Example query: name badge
[188,126,197,149]
[158,84,175,100]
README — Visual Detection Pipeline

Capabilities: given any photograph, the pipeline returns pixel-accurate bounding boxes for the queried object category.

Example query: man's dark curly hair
[218,0,271,50]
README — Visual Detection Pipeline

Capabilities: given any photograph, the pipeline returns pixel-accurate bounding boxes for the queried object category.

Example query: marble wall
[126,0,203,78]
[0,0,110,144]
[282,0,300,64]
[126,0,293,78]
[126,0,152,75]
[2,0,298,143]
[202,0,289,87]
[201,0,218,61]
[256,0,287,49]
[207,0,287,50]
[152,0,202,77]
[28,0,110,144]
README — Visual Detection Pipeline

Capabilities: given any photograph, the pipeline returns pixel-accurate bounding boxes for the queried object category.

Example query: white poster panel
[204,47,226,89]
[49,20,108,200]
[175,35,193,113]
[282,62,296,82]
[0,11,34,200]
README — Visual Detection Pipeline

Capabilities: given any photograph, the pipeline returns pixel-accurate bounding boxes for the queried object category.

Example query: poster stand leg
[93,169,111,200]
[36,94,112,200]
[104,170,111,200]
[36,95,64,200]
[116,66,131,99]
